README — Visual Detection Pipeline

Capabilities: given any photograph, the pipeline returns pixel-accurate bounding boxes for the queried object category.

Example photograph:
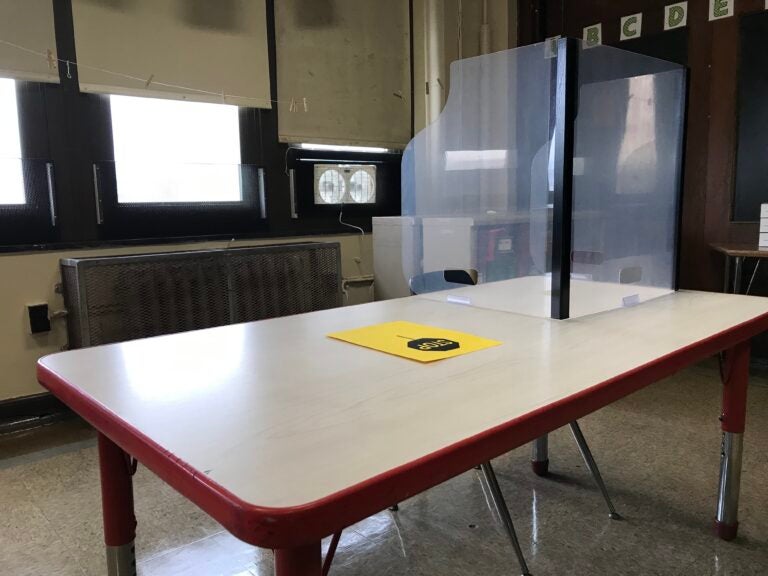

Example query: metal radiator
[60,242,342,348]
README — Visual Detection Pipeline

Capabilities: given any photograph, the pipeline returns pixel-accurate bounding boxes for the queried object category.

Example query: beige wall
[0,234,372,402]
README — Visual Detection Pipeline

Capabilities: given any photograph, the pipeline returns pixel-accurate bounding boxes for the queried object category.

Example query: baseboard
[0,393,72,432]
[751,356,768,373]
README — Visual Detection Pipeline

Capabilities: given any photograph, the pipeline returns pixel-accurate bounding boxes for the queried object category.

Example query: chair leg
[321,531,342,576]
[480,462,532,576]
[568,421,622,520]
[531,435,549,476]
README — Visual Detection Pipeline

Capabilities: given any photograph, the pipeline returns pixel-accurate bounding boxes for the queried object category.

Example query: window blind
[0,0,59,83]
[275,0,411,148]
[71,0,271,108]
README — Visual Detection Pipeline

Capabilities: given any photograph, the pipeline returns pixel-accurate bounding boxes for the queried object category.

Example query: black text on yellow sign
[328,321,501,363]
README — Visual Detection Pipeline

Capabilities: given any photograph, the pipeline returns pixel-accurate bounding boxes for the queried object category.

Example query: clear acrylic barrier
[401,42,555,316]
[400,40,686,319]
[569,44,686,317]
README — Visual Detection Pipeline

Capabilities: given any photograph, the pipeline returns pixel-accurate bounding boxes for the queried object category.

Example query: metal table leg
[531,435,549,476]
[480,462,532,576]
[275,542,322,576]
[715,340,750,541]
[322,532,342,576]
[733,256,744,294]
[569,422,622,520]
[98,434,137,576]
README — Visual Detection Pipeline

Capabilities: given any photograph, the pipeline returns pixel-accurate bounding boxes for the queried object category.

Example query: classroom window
[109,95,242,204]
[0,78,25,205]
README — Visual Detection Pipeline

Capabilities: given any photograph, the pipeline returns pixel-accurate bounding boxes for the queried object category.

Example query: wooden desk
[711,243,768,293]
[37,284,768,575]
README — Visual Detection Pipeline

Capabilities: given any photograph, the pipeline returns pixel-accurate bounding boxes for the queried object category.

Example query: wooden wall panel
[519,0,767,291]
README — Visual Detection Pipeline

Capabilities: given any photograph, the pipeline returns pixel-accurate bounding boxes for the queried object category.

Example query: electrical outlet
[27,303,51,334]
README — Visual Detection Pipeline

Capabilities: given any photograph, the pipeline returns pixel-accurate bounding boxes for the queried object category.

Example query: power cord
[338,203,365,235]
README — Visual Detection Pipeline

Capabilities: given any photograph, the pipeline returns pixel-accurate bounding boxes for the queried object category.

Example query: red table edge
[36,311,768,550]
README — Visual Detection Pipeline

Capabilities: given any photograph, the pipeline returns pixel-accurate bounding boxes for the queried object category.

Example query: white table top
[38,287,768,510]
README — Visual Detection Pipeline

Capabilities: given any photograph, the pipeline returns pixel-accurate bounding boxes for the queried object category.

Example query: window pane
[110,95,241,203]
[0,78,24,205]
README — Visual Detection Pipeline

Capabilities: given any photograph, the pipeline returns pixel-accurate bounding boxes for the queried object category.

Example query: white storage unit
[759,204,768,249]
[372,217,419,300]
[422,217,477,275]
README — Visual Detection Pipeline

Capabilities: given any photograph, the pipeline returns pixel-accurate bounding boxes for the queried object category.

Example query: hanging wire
[338,203,365,235]
[0,37,306,109]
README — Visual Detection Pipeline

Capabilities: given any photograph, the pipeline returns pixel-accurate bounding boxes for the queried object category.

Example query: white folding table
[37,284,768,575]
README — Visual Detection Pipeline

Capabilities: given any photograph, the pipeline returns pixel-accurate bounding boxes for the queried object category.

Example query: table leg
[531,434,549,476]
[723,254,731,293]
[733,256,744,294]
[98,434,137,576]
[274,542,322,576]
[715,341,750,541]
[481,462,532,576]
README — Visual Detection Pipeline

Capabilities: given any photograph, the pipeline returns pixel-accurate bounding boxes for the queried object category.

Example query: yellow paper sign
[327,321,501,363]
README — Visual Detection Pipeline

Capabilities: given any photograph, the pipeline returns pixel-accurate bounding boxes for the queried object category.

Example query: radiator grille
[61,243,342,348]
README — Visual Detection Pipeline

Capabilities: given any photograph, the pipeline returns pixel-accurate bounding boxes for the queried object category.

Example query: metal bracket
[46,162,57,227]
[93,164,104,224]
[124,454,138,476]
[258,167,267,219]
[321,531,342,576]
[289,168,298,219]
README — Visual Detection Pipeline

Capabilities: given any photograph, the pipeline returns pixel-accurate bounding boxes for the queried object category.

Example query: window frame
[287,147,401,224]
[90,97,268,241]
[0,0,408,251]
[0,80,58,246]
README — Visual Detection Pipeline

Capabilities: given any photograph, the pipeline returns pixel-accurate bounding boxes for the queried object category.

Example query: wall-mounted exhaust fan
[314,164,376,205]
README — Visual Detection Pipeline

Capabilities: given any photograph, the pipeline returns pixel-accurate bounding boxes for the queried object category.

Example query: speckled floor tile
[1,361,767,575]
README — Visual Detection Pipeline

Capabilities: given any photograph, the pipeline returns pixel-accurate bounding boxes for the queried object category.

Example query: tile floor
[1,361,767,575]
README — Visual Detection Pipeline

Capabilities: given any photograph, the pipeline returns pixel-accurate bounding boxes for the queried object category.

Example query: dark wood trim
[705,2,767,244]
[50,0,101,244]
[0,229,371,256]
[517,0,547,45]
[678,1,714,291]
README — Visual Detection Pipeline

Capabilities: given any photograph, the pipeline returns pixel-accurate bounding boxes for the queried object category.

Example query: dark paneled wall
[518,0,767,292]
[732,12,768,222]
